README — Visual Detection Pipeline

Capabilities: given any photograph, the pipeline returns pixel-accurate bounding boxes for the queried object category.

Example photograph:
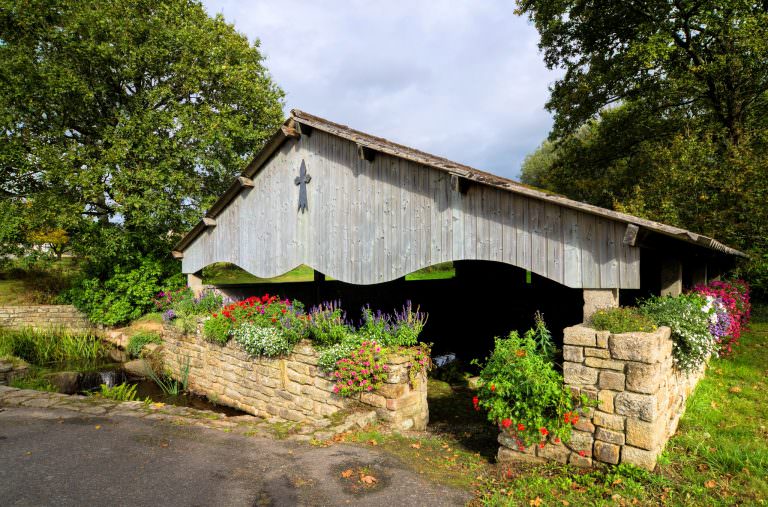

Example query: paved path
[0,392,471,506]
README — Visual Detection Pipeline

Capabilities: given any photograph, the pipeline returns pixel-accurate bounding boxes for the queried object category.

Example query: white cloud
[203,0,561,179]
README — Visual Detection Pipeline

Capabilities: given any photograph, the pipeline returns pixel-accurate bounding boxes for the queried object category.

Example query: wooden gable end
[181,129,640,288]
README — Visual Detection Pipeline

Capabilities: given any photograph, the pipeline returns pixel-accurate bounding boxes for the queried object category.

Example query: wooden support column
[313,270,326,282]
[583,289,619,323]
[187,270,204,298]
[660,257,683,296]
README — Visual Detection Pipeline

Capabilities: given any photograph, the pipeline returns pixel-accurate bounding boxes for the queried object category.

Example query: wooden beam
[622,223,640,246]
[281,125,300,139]
[202,217,216,227]
[171,251,184,259]
[237,176,254,188]
[296,122,314,137]
[357,143,375,162]
[450,174,469,194]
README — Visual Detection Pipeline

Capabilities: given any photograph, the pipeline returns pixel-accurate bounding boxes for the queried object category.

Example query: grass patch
[405,262,455,281]
[0,327,105,365]
[0,256,80,305]
[126,331,162,358]
[203,263,315,285]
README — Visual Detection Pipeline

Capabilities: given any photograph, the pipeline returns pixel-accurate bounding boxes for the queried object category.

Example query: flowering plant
[472,317,582,447]
[203,294,308,345]
[332,340,389,396]
[694,279,751,353]
[232,322,295,357]
[307,301,353,346]
[358,301,428,347]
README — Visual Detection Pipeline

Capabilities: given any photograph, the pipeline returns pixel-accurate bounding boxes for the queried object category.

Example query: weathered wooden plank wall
[182,130,641,288]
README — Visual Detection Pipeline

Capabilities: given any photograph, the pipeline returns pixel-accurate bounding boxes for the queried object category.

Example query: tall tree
[0,0,284,264]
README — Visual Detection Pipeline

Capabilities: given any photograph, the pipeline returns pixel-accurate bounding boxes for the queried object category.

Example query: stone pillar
[583,289,619,323]
[660,257,682,296]
[187,271,204,297]
[690,262,708,288]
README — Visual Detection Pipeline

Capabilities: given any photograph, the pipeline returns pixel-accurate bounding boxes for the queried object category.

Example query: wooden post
[187,271,204,298]
[660,257,682,296]
[583,289,619,323]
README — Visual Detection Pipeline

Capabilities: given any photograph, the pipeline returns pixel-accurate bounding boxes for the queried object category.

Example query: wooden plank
[545,202,564,284]
[429,167,442,265]
[515,196,530,270]
[476,186,491,261]
[529,199,546,276]
[598,219,619,288]
[451,173,465,260]
[440,172,452,264]
[501,191,516,266]
[488,187,503,262]
[562,208,582,288]
[578,212,599,288]
[463,186,478,260]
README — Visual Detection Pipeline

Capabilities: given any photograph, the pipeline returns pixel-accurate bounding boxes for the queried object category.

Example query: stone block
[359,392,387,409]
[563,345,584,362]
[386,391,421,411]
[621,445,660,471]
[585,357,626,371]
[593,441,620,465]
[563,363,599,386]
[626,362,662,394]
[626,418,666,450]
[583,347,610,359]
[498,446,545,464]
[595,427,625,445]
[565,430,593,452]
[598,390,616,413]
[568,453,592,467]
[537,442,570,463]
[563,325,597,346]
[377,382,408,399]
[615,392,659,422]
[609,328,670,363]
[572,417,595,433]
[596,330,610,348]
[593,412,625,431]
[598,371,625,391]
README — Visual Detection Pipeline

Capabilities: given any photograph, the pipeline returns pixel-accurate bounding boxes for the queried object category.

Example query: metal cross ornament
[294,159,311,213]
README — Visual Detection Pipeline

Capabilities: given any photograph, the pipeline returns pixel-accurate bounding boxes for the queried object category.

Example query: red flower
[554,437,561,444]
[539,427,548,436]
[578,450,586,457]
[539,442,545,449]
[517,423,525,431]
[490,384,495,392]
[501,418,512,428]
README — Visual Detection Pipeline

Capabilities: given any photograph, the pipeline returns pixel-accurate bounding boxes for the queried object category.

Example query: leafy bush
[307,301,353,346]
[203,315,232,345]
[590,307,656,334]
[126,332,162,359]
[67,258,180,326]
[472,319,582,447]
[232,323,297,357]
[640,294,716,372]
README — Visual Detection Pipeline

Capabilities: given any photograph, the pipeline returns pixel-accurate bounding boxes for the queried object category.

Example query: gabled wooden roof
[173,109,745,259]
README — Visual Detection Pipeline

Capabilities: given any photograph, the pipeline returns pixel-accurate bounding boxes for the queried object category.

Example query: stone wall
[0,305,90,331]
[161,324,429,430]
[498,325,705,470]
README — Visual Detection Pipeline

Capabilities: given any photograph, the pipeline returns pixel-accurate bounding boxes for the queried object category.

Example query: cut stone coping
[0,385,378,442]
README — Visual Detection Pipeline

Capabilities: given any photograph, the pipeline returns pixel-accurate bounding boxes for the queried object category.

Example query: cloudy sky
[201,1,561,180]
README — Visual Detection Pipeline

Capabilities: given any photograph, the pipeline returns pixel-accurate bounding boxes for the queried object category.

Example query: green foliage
[0,327,104,365]
[92,382,141,401]
[590,307,657,334]
[358,302,428,347]
[144,357,189,396]
[66,258,175,325]
[317,336,362,372]
[126,331,162,359]
[641,294,716,372]
[306,302,353,346]
[0,0,284,292]
[202,315,232,345]
[472,320,579,447]
[10,375,56,392]
[331,340,389,397]
[232,323,297,357]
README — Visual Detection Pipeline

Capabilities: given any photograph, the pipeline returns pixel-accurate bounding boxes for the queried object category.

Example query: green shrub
[358,302,428,347]
[0,328,104,365]
[472,319,585,447]
[92,382,142,401]
[232,323,297,357]
[126,332,162,359]
[590,307,657,334]
[640,294,716,372]
[202,315,232,345]
[307,302,353,346]
[67,258,178,326]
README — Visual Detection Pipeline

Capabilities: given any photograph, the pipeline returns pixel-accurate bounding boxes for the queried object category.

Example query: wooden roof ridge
[172,110,746,258]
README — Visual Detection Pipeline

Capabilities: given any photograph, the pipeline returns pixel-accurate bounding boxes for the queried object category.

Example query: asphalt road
[0,406,470,507]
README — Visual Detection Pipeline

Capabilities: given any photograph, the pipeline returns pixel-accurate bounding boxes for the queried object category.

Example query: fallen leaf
[160,441,169,448]
[530,497,542,507]
[729,386,742,393]
[341,469,353,478]
[410,442,421,449]
[710,401,719,409]
[94,425,101,430]
[360,474,377,484]
[368,439,378,446]
[705,480,717,489]
[561,501,570,506]
[152,402,165,408]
